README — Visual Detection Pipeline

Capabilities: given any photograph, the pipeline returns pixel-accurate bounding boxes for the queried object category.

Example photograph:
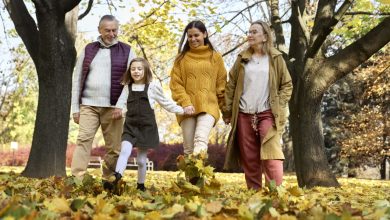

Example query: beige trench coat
[223,47,293,170]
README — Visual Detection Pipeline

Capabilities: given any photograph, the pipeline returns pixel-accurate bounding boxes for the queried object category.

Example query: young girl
[110,57,184,191]
[169,20,227,156]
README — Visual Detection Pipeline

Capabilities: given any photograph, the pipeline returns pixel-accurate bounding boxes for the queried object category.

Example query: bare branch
[78,0,94,20]
[345,11,390,16]
[288,0,308,82]
[222,40,247,57]
[247,2,254,21]
[209,0,266,38]
[294,1,310,46]
[279,3,291,20]
[105,0,116,13]
[280,19,290,24]
[266,0,272,23]
[270,0,287,54]
[334,0,353,20]
[3,0,39,65]
[0,8,9,45]
[129,34,164,84]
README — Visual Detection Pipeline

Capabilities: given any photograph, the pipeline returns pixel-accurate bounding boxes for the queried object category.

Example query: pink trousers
[237,110,283,190]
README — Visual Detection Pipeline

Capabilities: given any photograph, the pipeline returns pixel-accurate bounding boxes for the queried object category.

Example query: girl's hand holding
[184,106,195,115]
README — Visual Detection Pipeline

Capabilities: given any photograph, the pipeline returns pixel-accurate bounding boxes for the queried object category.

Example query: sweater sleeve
[151,82,184,115]
[215,53,227,113]
[169,61,192,107]
[71,49,85,114]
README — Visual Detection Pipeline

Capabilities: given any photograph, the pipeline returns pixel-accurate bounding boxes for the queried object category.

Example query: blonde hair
[250,20,273,55]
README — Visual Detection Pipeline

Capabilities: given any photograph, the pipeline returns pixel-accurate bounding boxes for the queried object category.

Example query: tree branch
[270,0,287,55]
[288,0,308,78]
[292,0,310,46]
[137,0,168,24]
[62,0,81,13]
[130,35,165,84]
[345,11,390,16]
[307,0,352,58]
[0,8,10,45]
[320,17,390,90]
[3,0,39,65]
[209,0,266,38]
[78,0,94,20]
[222,40,247,57]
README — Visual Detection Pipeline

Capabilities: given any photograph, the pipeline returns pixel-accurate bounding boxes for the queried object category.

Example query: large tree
[269,0,390,187]
[3,0,81,177]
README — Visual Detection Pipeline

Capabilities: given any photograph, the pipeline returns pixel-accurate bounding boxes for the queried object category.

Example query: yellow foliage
[0,167,389,219]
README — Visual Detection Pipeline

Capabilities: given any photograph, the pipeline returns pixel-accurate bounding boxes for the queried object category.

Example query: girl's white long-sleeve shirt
[117,81,184,115]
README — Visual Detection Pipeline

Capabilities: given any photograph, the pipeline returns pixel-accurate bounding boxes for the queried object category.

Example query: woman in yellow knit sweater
[170,20,227,155]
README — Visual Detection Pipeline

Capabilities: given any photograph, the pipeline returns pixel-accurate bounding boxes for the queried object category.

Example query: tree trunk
[290,67,339,187]
[22,8,77,178]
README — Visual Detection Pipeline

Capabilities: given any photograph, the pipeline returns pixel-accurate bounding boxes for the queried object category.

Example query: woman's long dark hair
[174,20,215,64]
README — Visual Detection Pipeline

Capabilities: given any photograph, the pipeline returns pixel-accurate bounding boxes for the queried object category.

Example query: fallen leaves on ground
[0,167,389,219]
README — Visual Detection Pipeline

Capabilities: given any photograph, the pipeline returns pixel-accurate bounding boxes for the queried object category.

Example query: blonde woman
[223,21,293,190]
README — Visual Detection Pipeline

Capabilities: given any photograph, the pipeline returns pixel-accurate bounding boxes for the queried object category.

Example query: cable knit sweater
[169,45,227,125]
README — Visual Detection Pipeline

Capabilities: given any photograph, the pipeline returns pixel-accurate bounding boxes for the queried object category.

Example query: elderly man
[71,15,135,185]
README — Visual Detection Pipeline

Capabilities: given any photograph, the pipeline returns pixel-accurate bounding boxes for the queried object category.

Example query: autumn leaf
[1,168,390,219]
[44,197,70,213]
[238,204,253,220]
[287,186,304,197]
[205,201,223,214]
[160,204,184,218]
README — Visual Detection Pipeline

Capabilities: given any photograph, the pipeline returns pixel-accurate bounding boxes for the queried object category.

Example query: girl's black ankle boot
[114,172,122,184]
[137,183,146,191]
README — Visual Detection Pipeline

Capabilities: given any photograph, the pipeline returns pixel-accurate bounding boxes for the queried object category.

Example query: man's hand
[184,106,195,115]
[73,113,80,124]
[112,108,123,119]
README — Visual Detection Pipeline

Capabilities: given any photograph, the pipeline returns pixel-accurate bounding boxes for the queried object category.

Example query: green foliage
[0,44,37,145]
[333,0,389,45]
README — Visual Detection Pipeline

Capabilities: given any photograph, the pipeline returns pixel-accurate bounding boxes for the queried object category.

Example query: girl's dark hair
[175,20,215,64]
[122,57,153,85]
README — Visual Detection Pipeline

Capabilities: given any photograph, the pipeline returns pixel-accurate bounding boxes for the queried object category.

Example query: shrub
[2,143,239,172]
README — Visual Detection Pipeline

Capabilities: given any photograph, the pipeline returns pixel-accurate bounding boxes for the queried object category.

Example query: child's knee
[120,146,131,156]
[137,158,146,167]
